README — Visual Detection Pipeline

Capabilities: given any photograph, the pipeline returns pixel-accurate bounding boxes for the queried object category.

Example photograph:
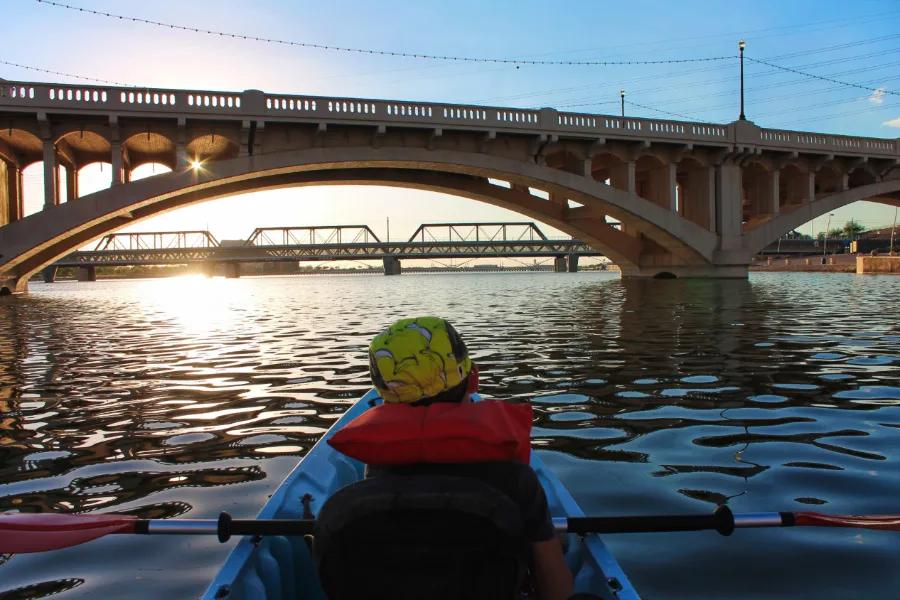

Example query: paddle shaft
[131,506,791,541]
[556,506,794,536]
[4,507,897,554]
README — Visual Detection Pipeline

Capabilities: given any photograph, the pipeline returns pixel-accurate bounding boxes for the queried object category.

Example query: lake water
[1,272,898,599]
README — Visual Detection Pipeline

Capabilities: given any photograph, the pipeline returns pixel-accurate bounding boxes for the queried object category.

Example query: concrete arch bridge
[0,80,898,293]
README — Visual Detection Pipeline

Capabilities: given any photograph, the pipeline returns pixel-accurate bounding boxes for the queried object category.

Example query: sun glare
[191,161,202,170]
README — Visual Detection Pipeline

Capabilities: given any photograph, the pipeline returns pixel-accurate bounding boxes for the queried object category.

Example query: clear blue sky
[5,0,900,248]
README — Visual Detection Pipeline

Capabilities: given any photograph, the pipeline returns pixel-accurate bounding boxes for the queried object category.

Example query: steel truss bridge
[52,223,602,277]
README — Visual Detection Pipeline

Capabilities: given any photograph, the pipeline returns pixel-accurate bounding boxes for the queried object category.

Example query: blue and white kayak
[202,390,640,600]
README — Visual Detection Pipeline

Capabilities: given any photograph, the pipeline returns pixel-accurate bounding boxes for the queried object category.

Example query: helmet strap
[466,363,480,394]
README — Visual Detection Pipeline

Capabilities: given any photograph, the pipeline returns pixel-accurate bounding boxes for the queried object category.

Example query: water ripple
[0,273,898,600]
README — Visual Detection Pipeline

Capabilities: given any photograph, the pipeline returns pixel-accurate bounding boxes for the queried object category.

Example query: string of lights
[0,59,132,86]
[34,0,734,67]
[746,57,897,97]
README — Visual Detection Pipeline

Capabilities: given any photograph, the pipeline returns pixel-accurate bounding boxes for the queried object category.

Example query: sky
[5,0,900,258]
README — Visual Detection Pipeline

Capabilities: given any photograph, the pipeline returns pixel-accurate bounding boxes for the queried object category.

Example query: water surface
[1,273,898,599]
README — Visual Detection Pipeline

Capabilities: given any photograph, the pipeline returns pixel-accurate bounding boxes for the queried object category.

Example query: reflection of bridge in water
[47,222,605,280]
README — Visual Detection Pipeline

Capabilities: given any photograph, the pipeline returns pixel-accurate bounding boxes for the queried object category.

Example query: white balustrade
[1,80,896,157]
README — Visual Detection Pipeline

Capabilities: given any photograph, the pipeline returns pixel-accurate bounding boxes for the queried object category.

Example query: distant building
[859,227,896,239]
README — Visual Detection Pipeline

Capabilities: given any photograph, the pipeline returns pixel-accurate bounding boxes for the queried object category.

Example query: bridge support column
[75,266,96,282]
[716,163,743,241]
[0,159,22,226]
[111,141,123,185]
[567,255,579,273]
[199,262,215,278]
[176,118,188,170]
[609,161,636,193]
[65,164,78,202]
[554,256,567,272]
[42,140,58,208]
[643,163,677,210]
[681,165,715,231]
[383,257,401,275]
[223,263,241,279]
[765,169,781,216]
[42,266,58,283]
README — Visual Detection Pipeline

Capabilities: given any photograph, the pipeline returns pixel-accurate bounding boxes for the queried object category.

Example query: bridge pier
[554,256,567,272]
[42,266,58,283]
[567,255,579,273]
[223,263,241,279]
[76,266,96,282]
[383,257,402,275]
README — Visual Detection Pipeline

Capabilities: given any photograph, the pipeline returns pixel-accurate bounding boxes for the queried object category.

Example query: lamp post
[823,213,834,257]
[739,40,746,121]
[620,89,625,118]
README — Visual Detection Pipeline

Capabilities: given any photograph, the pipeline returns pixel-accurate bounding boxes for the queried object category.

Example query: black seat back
[312,474,527,600]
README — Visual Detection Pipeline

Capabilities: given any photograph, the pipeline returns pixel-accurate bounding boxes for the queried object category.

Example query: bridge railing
[2,80,896,157]
[757,127,897,155]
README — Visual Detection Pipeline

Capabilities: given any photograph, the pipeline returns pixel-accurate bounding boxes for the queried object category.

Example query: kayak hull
[202,390,639,599]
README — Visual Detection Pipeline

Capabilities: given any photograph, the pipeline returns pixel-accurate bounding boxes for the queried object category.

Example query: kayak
[202,390,640,599]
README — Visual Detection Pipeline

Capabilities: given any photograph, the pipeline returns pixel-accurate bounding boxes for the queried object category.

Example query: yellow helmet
[368,317,473,404]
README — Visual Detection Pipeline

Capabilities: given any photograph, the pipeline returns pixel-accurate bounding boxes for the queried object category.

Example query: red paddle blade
[795,512,900,531]
[0,512,137,553]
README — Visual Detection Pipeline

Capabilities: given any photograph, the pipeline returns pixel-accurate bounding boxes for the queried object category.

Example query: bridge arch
[742,178,900,260]
[0,146,722,291]
[58,130,112,168]
[187,133,238,163]
[848,164,877,187]
[816,164,843,196]
[122,132,176,172]
[0,128,42,168]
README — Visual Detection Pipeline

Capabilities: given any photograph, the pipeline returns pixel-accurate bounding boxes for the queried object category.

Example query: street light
[620,89,625,118]
[738,40,746,121]
[823,212,834,257]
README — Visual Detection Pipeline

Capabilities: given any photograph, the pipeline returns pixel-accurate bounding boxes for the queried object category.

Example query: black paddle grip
[567,505,735,536]
[217,512,316,542]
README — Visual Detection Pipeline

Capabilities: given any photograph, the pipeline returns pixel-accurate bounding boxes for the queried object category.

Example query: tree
[842,220,865,239]
[827,228,843,239]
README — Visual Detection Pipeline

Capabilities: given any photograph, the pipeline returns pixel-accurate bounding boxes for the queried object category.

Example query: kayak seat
[312,474,528,600]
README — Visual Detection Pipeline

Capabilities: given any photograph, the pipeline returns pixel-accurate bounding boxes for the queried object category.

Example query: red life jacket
[327,401,533,466]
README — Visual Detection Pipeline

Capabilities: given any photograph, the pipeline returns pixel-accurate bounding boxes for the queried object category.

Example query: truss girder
[56,240,599,266]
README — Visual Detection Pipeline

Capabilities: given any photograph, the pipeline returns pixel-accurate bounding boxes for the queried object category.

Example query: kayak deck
[202,391,639,599]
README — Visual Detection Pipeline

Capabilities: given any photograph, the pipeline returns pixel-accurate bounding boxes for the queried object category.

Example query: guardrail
[4,80,895,156]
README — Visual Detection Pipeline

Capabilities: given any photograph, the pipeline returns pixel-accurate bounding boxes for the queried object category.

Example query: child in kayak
[327,316,574,600]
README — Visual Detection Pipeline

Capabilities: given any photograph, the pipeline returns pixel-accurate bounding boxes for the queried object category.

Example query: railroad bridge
[50,223,599,279]
[0,80,898,292]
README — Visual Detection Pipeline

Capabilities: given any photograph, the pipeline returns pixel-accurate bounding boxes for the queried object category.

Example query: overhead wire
[746,57,899,97]
[13,1,900,132]
[470,34,900,106]
[623,100,709,123]
[32,0,733,67]
[0,59,131,86]
[520,44,900,111]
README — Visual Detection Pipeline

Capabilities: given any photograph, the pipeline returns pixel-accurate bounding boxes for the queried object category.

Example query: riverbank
[750,255,858,273]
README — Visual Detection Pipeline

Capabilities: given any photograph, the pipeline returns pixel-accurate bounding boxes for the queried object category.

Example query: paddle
[2,507,898,554]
